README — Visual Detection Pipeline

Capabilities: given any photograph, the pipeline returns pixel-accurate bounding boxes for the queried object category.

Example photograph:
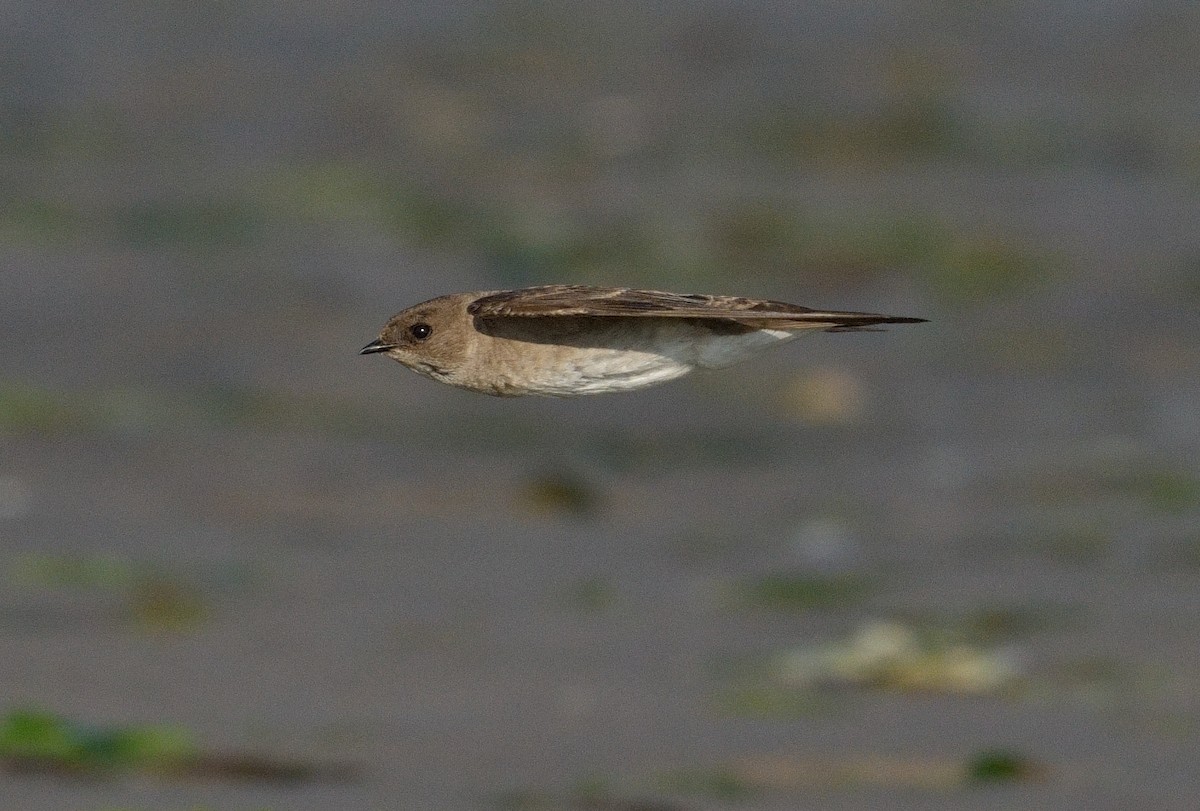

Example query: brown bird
[360,285,925,397]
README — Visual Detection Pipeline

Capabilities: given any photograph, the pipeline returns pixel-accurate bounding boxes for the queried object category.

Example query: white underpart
[524,326,800,396]
[694,328,796,369]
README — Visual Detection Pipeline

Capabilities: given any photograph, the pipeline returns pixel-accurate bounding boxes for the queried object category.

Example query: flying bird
[360,285,925,397]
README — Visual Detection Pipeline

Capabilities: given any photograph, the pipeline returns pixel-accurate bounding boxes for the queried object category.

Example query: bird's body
[457,315,797,396]
[361,285,925,397]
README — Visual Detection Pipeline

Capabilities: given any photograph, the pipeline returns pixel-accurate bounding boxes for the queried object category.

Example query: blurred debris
[503,745,1045,809]
[966,749,1044,784]
[494,786,686,811]
[0,708,357,782]
[10,554,225,633]
[127,576,208,631]
[0,708,192,775]
[779,368,867,424]
[520,470,600,518]
[723,748,1046,792]
[771,620,1022,695]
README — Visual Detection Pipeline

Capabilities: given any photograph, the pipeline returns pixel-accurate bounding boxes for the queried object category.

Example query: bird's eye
[409,323,432,341]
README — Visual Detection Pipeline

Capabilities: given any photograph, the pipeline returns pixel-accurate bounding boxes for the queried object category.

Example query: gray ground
[2,2,1199,809]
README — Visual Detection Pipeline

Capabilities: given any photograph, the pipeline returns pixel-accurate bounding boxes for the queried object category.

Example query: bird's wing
[467,285,925,328]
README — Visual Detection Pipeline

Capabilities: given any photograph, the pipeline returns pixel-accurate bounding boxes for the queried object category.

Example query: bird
[360,284,925,397]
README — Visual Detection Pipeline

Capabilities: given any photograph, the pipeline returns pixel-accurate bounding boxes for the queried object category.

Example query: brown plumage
[361,285,925,397]
[467,285,924,329]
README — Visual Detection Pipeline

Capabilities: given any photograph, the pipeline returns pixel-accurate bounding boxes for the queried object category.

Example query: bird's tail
[738,311,928,332]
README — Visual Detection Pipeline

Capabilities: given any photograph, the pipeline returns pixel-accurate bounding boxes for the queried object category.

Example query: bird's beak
[359,338,396,355]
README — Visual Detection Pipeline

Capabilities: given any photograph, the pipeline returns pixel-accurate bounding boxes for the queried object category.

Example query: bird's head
[359,293,477,381]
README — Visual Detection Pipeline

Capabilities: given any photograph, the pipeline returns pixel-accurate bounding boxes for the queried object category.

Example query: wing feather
[467,285,925,328]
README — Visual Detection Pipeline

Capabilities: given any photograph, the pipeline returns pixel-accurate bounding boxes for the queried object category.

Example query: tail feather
[738,312,928,331]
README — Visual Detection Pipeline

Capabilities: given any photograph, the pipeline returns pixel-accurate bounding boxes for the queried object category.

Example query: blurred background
[2,2,1198,809]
